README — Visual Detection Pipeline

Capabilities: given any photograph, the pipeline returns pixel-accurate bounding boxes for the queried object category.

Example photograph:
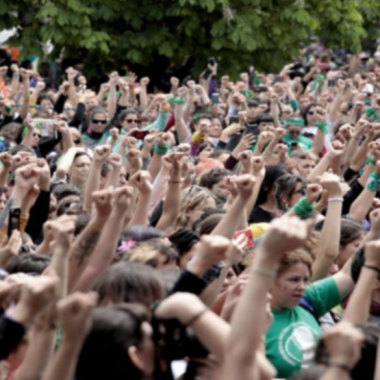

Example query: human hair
[8,145,34,156]
[198,142,214,154]
[127,238,178,268]
[315,218,363,249]
[119,225,165,244]
[192,207,226,231]
[198,168,229,190]
[290,365,327,380]
[169,228,199,257]
[211,116,226,129]
[315,323,379,380]
[88,107,107,123]
[52,183,81,202]
[75,212,91,236]
[277,249,313,277]
[302,102,320,126]
[76,304,149,380]
[117,109,139,126]
[258,113,274,124]
[6,253,51,275]
[100,162,111,178]
[36,93,54,106]
[95,262,165,307]
[175,187,215,228]
[198,214,224,235]
[256,165,290,206]
[274,174,307,211]
[0,122,23,143]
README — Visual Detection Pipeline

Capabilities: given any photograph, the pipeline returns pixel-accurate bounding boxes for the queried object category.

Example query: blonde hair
[175,186,215,228]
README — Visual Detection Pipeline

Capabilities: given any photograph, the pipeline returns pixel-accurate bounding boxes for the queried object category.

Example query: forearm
[106,166,121,189]
[107,83,117,121]
[61,132,74,152]
[311,129,325,156]
[174,105,191,142]
[246,177,264,216]
[19,82,30,120]
[118,90,129,108]
[349,188,375,221]
[68,79,78,108]
[308,155,332,183]
[139,85,148,109]
[156,179,181,231]
[212,196,248,239]
[343,267,377,324]
[149,171,169,211]
[320,367,350,380]
[73,211,125,292]
[343,137,360,168]
[312,201,342,281]
[350,139,370,171]
[83,165,101,212]
[129,193,151,226]
[42,340,82,380]
[9,74,20,99]
[21,129,34,147]
[50,245,69,297]
[183,93,194,123]
[0,167,10,189]
[147,154,163,181]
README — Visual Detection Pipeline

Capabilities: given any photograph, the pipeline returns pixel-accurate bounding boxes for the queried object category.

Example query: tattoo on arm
[69,231,100,265]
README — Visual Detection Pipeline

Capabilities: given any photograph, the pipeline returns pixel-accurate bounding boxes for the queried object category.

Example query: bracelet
[366,171,380,192]
[251,267,277,280]
[363,264,380,276]
[293,197,314,218]
[328,362,350,372]
[154,144,170,155]
[185,308,208,327]
[328,197,343,203]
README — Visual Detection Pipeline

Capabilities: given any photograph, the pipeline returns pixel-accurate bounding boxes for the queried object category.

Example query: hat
[169,228,200,255]
[362,83,374,94]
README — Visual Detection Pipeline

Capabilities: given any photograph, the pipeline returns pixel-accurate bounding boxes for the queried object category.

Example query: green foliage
[0,0,378,76]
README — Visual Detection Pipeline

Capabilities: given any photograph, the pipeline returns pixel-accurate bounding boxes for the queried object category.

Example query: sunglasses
[33,133,41,138]
[74,139,81,144]
[125,119,139,123]
[92,119,107,124]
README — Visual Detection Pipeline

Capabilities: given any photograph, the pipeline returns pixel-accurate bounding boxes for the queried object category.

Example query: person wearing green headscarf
[282,118,313,155]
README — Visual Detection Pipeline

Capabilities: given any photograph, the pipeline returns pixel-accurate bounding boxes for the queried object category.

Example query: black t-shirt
[248,206,273,224]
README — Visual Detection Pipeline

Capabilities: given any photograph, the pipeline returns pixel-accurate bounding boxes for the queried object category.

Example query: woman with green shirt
[265,247,355,379]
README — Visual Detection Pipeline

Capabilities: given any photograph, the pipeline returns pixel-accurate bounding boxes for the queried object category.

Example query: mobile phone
[229,116,239,124]
[328,79,336,88]
[252,86,268,93]
[208,57,216,66]
[234,228,254,249]
[211,93,219,105]
[132,130,149,140]
[8,207,21,238]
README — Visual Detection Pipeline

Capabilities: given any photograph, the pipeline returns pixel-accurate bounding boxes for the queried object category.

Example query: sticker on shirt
[278,322,320,368]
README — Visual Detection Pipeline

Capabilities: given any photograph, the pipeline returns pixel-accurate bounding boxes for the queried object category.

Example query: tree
[0,0,377,78]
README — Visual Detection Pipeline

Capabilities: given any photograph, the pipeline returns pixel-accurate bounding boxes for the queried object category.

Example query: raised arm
[312,173,343,281]
[139,77,150,109]
[19,69,31,121]
[107,72,118,122]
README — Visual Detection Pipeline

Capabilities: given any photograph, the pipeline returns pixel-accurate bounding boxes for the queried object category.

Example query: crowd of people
[0,41,379,380]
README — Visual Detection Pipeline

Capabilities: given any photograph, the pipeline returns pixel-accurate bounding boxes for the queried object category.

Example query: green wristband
[293,197,314,218]
[168,97,186,105]
[315,121,328,134]
[366,171,380,192]
[154,144,170,155]
[366,154,377,166]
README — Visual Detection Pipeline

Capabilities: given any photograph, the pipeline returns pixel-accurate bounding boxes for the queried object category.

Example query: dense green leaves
[0,0,378,76]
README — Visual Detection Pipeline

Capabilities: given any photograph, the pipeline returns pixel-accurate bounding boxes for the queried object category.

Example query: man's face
[259,122,274,133]
[246,104,258,120]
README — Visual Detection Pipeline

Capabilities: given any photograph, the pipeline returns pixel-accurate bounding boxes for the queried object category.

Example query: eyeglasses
[33,133,41,138]
[125,119,139,123]
[74,139,81,145]
[92,119,107,124]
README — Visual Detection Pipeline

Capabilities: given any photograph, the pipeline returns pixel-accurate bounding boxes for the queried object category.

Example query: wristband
[366,171,380,192]
[293,197,314,218]
[12,73,20,78]
[366,154,376,166]
[328,197,343,203]
[154,144,170,155]
[315,121,328,134]
[363,264,380,276]
[168,97,186,105]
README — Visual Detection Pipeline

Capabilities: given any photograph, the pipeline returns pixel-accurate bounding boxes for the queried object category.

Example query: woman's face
[282,107,293,121]
[338,235,364,269]
[187,196,216,226]
[306,106,317,125]
[287,181,306,208]
[0,192,7,212]
[40,98,54,112]
[121,113,139,132]
[198,146,213,162]
[221,268,238,293]
[31,128,42,147]
[209,118,223,138]
[70,155,91,183]
[90,112,108,133]
[271,263,310,309]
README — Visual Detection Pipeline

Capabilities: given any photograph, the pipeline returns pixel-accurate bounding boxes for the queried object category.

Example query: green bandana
[286,118,305,127]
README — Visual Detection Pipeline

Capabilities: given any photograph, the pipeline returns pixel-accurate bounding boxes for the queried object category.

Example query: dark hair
[6,253,51,275]
[169,228,199,257]
[302,102,320,126]
[117,110,139,127]
[0,122,23,143]
[192,207,226,231]
[256,165,289,205]
[274,174,307,211]
[198,168,229,190]
[119,225,165,244]
[75,212,91,236]
[211,116,226,129]
[52,183,81,202]
[88,107,107,124]
[315,323,379,380]
[101,162,111,178]
[198,142,214,154]
[258,113,274,124]
[76,304,149,380]
[95,262,164,307]
[198,214,224,235]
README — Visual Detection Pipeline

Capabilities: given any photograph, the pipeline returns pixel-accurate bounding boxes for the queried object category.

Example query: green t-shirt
[265,277,340,379]
[283,134,313,155]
